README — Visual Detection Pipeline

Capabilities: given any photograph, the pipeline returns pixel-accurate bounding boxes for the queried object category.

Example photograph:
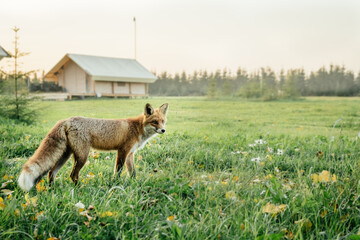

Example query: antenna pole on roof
[133,17,136,60]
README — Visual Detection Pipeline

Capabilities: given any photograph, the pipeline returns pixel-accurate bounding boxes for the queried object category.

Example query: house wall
[114,82,130,94]
[86,74,93,93]
[57,70,65,88]
[130,83,146,95]
[62,60,87,93]
[95,81,112,94]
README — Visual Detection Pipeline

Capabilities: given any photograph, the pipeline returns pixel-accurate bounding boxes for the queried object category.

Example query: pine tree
[207,77,216,99]
[0,27,38,123]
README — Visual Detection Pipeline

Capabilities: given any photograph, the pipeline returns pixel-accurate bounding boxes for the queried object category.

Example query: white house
[45,53,157,98]
[0,45,10,61]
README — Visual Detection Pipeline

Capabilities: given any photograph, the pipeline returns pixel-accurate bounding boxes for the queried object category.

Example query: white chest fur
[130,131,157,154]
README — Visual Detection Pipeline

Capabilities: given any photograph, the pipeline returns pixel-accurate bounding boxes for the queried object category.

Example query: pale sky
[1,0,360,76]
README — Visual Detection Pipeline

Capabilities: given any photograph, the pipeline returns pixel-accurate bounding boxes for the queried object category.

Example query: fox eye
[153,120,158,125]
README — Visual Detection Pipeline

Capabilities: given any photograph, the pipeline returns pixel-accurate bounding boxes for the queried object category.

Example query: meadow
[0,97,360,239]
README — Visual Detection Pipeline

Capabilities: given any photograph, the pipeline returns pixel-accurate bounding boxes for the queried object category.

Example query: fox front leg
[114,149,127,176]
[126,152,136,178]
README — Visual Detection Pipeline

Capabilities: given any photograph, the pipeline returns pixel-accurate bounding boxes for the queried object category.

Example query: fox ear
[159,103,169,116]
[144,103,154,117]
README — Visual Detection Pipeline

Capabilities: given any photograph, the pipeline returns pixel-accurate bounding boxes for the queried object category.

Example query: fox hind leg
[48,148,72,186]
[70,147,90,185]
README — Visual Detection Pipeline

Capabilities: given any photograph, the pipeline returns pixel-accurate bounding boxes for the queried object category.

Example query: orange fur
[18,103,168,191]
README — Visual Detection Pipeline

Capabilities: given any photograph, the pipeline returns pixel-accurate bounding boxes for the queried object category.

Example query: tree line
[149,65,360,99]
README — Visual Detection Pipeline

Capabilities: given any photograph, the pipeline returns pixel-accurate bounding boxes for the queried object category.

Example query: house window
[117,82,126,87]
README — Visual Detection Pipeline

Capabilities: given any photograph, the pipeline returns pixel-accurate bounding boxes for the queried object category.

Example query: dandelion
[225,191,236,199]
[262,202,287,215]
[91,152,99,159]
[36,180,46,192]
[14,209,20,216]
[0,197,6,210]
[87,172,95,178]
[311,170,337,183]
[221,180,228,185]
[25,194,38,207]
[232,176,239,182]
[264,174,273,180]
[167,215,176,222]
[3,174,10,180]
[100,211,114,217]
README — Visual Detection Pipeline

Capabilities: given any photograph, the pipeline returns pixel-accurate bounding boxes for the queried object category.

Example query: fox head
[144,103,169,134]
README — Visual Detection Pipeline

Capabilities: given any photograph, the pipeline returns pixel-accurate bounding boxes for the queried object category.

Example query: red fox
[18,103,169,191]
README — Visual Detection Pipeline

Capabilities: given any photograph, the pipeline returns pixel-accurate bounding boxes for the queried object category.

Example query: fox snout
[157,128,166,134]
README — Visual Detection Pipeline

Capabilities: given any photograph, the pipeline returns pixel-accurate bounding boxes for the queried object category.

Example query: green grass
[1,97,360,239]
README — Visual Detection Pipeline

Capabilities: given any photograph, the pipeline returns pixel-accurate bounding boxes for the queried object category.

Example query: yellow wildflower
[167,215,175,222]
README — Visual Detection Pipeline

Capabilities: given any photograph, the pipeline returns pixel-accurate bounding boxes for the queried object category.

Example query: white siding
[114,82,130,94]
[58,71,65,87]
[64,61,86,93]
[95,81,112,94]
[130,83,146,94]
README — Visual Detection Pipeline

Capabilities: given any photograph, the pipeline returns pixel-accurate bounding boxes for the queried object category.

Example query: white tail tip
[18,171,35,192]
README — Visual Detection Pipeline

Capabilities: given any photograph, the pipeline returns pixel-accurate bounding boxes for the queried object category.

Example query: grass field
[1,97,360,239]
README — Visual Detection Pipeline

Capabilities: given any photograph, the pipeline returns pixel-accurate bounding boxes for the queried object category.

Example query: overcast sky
[1,0,359,76]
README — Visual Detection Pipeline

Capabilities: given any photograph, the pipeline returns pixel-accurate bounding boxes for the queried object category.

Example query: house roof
[0,45,11,58]
[45,53,157,83]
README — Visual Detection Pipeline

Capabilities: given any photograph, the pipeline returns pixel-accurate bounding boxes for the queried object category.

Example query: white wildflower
[260,190,266,195]
[266,147,273,153]
[255,139,267,145]
[277,149,284,155]
[295,148,300,152]
[75,201,85,209]
[251,157,261,164]
[249,144,256,147]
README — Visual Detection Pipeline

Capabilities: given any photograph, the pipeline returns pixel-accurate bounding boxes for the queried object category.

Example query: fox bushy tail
[18,120,68,191]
